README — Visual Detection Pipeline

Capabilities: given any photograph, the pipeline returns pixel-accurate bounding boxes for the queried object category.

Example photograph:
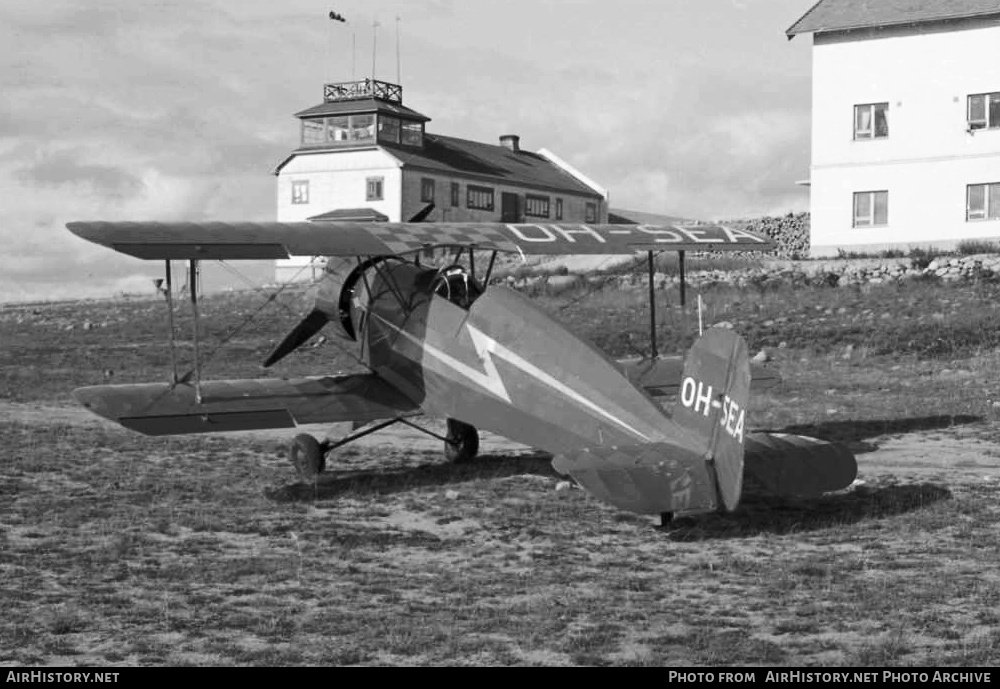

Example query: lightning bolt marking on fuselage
[372,313,512,403]
[371,312,649,441]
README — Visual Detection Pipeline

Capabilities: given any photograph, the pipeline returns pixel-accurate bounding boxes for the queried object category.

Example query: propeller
[263,306,334,368]
[408,202,435,223]
[263,204,435,368]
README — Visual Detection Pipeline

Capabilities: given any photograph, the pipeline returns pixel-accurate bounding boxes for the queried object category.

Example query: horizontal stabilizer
[552,443,717,516]
[74,374,418,436]
[744,432,858,497]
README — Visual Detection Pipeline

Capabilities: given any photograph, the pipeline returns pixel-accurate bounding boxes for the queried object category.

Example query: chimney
[499,134,520,152]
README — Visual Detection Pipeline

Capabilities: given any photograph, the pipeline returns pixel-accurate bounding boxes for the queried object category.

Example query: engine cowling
[338,260,482,341]
[264,257,482,367]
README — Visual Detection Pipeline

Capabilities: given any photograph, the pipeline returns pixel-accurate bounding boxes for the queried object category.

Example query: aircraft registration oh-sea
[66,219,857,522]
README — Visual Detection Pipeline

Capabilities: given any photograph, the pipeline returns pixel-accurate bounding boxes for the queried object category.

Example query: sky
[0,0,818,301]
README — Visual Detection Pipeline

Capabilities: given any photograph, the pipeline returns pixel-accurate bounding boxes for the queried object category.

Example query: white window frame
[291,180,309,205]
[420,177,435,203]
[853,103,889,140]
[525,194,550,218]
[366,176,384,201]
[967,182,1000,221]
[968,92,1000,131]
[852,190,888,227]
[467,185,494,211]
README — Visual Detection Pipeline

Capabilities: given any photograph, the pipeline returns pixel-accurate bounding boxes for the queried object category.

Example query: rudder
[674,327,751,512]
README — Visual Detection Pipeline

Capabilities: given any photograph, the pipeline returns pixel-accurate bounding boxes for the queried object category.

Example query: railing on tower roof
[323,79,403,104]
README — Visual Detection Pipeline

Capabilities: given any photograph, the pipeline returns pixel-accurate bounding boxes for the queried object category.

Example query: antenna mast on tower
[371,19,380,80]
[395,16,402,85]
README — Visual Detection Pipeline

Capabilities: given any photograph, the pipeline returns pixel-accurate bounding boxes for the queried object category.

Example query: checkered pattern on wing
[367,225,515,254]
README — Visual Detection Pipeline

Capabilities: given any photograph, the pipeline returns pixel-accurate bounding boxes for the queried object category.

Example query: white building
[272,79,609,281]
[788,0,1000,256]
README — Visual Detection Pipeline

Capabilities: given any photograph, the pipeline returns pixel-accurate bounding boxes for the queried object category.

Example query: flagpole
[328,11,348,80]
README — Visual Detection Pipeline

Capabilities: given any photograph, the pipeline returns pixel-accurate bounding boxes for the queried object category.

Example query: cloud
[17,149,144,198]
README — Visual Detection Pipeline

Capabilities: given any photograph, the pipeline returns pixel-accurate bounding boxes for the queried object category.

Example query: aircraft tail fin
[672,327,752,512]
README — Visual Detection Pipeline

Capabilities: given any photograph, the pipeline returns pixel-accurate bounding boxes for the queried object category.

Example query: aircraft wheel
[290,433,326,481]
[444,419,479,463]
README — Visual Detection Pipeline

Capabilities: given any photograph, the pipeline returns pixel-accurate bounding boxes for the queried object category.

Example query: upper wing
[66,220,773,260]
[73,373,419,435]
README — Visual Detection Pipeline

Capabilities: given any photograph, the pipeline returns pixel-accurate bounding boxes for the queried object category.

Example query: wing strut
[647,250,658,358]
[163,260,179,384]
[188,259,203,403]
[481,250,498,291]
[679,250,687,307]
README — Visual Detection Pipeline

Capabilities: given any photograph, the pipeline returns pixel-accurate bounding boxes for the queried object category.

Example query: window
[378,116,401,144]
[366,176,384,201]
[301,120,326,145]
[525,194,550,218]
[326,116,350,142]
[967,183,1000,221]
[450,182,460,207]
[300,114,382,146]
[854,103,889,140]
[421,178,435,203]
[401,121,423,146]
[291,180,309,204]
[585,202,597,223]
[352,114,374,142]
[968,93,1000,130]
[853,191,888,227]
[555,198,563,220]
[467,185,494,211]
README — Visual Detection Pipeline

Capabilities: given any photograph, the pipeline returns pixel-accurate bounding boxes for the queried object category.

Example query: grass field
[2,276,1000,666]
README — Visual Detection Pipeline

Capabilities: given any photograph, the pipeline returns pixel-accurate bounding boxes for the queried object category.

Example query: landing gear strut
[285,416,481,482]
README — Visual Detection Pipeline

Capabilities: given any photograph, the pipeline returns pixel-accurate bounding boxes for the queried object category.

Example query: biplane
[67,219,857,522]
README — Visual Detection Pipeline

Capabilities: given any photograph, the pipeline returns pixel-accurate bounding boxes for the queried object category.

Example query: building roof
[295,97,431,123]
[787,0,1000,36]
[307,207,389,222]
[608,209,694,225]
[381,134,603,197]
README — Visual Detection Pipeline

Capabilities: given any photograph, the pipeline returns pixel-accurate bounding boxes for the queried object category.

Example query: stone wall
[503,254,1000,294]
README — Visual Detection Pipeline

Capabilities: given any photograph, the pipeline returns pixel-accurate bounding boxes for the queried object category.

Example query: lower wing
[73,374,418,435]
